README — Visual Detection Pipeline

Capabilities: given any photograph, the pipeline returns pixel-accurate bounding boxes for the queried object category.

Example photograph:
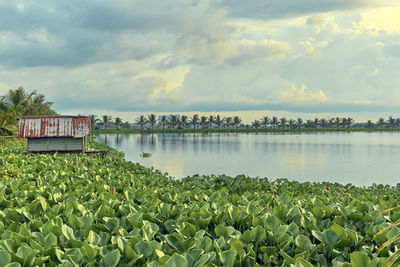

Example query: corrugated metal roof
[18,116,91,138]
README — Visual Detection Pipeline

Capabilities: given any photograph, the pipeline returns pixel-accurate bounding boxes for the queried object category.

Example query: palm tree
[1,87,36,115]
[208,115,214,128]
[252,120,260,129]
[296,118,303,129]
[233,116,242,129]
[102,115,112,129]
[190,114,199,129]
[225,117,233,128]
[388,116,395,128]
[181,115,189,129]
[366,120,374,128]
[135,115,147,130]
[279,118,287,129]
[114,117,122,130]
[395,118,400,128]
[200,116,208,129]
[288,119,295,129]
[335,117,341,128]
[26,93,55,115]
[148,114,157,130]
[346,117,354,128]
[377,118,385,128]
[158,115,169,130]
[320,118,327,128]
[305,120,313,128]
[261,116,270,128]
[169,115,179,129]
[342,118,348,128]
[90,115,100,129]
[314,118,319,128]
[214,115,224,128]
[271,117,278,129]
[328,118,335,128]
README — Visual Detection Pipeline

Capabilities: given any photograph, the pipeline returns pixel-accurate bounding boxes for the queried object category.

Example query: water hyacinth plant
[0,139,399,266]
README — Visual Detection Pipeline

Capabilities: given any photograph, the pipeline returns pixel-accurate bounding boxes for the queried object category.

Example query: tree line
[91,114,400,131]
[0,87,56,135]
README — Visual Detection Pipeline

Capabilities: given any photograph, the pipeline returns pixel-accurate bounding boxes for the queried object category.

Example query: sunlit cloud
[277,84,330,103]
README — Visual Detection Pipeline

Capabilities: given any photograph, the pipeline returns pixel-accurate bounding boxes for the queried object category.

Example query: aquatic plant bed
[0,141,399,266]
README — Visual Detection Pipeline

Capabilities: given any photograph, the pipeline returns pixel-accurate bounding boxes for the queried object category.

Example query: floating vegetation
[140,152,151,158]
[0,140,398,265]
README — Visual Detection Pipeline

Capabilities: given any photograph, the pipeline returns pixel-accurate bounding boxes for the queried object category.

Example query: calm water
[95,132,400,186]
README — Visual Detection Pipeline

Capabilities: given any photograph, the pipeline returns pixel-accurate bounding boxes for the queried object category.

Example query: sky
[1,0,400,123]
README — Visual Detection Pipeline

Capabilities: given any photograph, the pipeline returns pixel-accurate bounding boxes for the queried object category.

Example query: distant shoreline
[93,127,400,134]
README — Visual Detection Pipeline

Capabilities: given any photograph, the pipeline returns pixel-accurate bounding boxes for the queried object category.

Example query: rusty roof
[18,116,91,138]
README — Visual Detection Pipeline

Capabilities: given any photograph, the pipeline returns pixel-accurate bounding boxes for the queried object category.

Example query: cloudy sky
[1,0,400,122]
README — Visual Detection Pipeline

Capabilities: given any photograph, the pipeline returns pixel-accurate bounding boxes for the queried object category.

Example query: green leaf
[142,221,159,241]
[15,245,39,265]
[220,250,237,267]
[0,250,11,266]
[350,251,370,267]
[164,253,188,267]
[87,230,101,245]
[295,235,312,250]
[103,249,121,267]
[251,226,266,245]
[43,232,58,247]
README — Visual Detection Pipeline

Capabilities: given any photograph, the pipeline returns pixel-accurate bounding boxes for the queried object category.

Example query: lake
[95,132,400,186]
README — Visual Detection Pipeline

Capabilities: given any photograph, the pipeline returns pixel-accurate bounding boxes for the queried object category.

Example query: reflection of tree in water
[116,133,121,144]
[151,134,155,145]
[104,134,108,145]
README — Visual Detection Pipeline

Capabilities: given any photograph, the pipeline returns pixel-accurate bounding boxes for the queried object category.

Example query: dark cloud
[0,0,216,68]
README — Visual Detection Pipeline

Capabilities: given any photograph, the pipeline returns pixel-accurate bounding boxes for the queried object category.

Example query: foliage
[0,87,56,136]
[0,140,399,265]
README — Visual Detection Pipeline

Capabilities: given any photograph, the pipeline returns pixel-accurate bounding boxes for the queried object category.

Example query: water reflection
[95,132,400,186]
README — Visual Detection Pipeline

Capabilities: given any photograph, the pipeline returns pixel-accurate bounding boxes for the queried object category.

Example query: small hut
[18,115,91,152]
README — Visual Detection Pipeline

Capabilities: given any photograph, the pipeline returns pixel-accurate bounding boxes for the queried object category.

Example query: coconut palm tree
[320,118,327,128]
[169,115,179,129]
[181,115,189,129]
[366,120,374,128]
[208,115,214,128]
[346,117,354,128]
[233,116,242,129]
[214,115,224,128]
[296,118,303,129]
[114,117,122,130]
[261,116,270,128]
[148,114,157,130]
[335,117,341,128]
[377,117,385,128]
[90,115,100,129]
[314,118,319,128]
[305,120,313,128]
[190,114,199,129]
[200,116,208,129]
[252,120,260,129]
[102,115,112,129]
[328,118,335,128]
[288,119,295,129]
[135,115,147,130]
[158,115,169,130]
[271,117,278,129]
[279,118,287,129]
[225,117,233,128]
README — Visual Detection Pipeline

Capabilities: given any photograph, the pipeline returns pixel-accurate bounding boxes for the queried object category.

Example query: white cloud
[277,84,330,103]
